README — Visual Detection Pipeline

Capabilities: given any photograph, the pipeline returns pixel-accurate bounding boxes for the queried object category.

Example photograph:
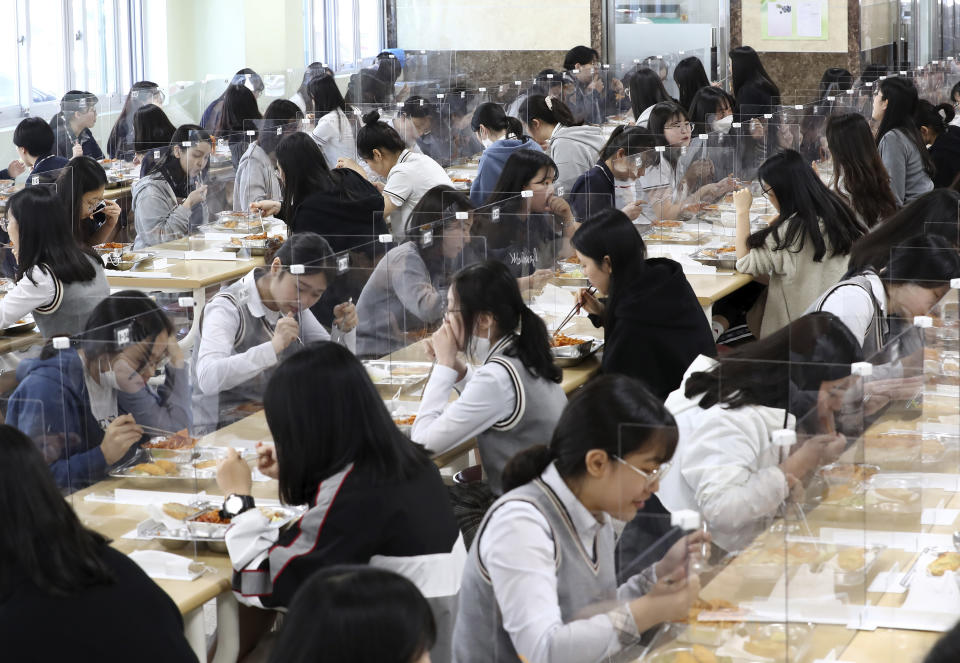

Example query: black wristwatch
[222,493,256,519]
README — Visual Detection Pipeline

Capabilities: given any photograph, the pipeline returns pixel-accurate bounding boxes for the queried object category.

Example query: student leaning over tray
[452,375,707,663]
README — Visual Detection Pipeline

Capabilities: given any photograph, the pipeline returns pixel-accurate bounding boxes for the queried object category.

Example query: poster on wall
[761,0,828,40]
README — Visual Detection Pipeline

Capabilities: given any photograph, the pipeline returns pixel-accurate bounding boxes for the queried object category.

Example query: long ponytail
[502,445,555,492]
[517,94,583,128]
[452,261,562,384]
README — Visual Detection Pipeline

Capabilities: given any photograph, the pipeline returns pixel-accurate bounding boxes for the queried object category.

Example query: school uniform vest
[33,257,110,338]
[478,336,567,496]
[452,477,617,663]
[192,276,304,431]
[808,272,886,357]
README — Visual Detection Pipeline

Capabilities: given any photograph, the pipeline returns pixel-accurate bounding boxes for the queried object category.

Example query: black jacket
[930,127,960,189]
[735,80,779,121]
[570,160,615,221]
[285,169,387,254]
[0,544,198,662]
[592,257,716,399]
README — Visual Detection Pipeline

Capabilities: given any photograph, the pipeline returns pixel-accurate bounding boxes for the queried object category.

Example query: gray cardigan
[878,129,934,207]
[233,142,280,212]
[132,173,200,249]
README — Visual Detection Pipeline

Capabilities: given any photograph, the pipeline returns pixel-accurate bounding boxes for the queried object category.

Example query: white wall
[395,0,591,51]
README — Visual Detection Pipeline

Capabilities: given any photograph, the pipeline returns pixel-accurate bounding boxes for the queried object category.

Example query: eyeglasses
[614,456,671,483]
[760,184,774,198]
[666,122,694,133]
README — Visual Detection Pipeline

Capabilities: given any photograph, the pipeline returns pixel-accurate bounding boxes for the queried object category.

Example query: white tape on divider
[950,278,960,289]
[276,127,282,135]
[556,186,564,197]
[546,73,553,79]
[827,96,836,101]
[153,150,161,158]
[670,509,701,530]
[772,429,797,447]
[181,141,191,147]
[455,212,468,220]
[699,134,708,140]
[913,315,933,328]
[732,122,742,128]
[178,297,195,308]
[290,264,304,275]
[655,145,665,152]
[31,176,38,185]
[795,105,803,110]
[851,362,873,377]
[520,190,533,198]
[515,80,522,86]
[246,130,255,136]
[491,207,500,221]
[52,336,70,350]
[378,234,393,243]
[478,87,486,92]
[764,113,773,119]
[436,93,444,99]
[900,71,908,76]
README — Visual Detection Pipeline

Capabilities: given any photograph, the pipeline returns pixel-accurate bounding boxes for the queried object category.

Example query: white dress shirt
[411,337,516,455]
[480,462,654,663]
[0,266,58,328]
[195,269,355,395]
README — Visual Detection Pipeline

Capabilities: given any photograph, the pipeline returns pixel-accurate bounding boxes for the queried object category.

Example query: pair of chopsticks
[552,287,596,337]
[138,423,183,438]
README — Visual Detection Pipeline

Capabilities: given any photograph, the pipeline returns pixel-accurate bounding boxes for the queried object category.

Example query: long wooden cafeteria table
[104,236,263,349]
[72,321,602,662]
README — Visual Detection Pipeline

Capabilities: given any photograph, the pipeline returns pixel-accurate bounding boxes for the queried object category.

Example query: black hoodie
[593,257,716,399]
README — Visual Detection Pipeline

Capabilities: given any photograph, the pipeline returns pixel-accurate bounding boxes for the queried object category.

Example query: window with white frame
[1,0,134,127]
[308,0,385,71]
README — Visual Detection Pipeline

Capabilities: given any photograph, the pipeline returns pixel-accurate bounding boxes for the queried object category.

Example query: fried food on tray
[928,552,960,576]
[143,429,197,450]
[193,459,217,470]
[132,463,165,476]
[550,334,586,348]
[162,503,197,520]
[837,548,867,572]
[393,415,417,426]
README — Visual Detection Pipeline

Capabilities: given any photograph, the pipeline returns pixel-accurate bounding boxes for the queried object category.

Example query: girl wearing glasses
[517,94,607,198]
[453,375,707,663]
[57,156,123,246]
[644,102,736,211]
[193,233,357,432]
[658,312,862,553]
[733,149,866,339]
[0,187,109,338]
[7,291,191,492]
[412,260,566,498]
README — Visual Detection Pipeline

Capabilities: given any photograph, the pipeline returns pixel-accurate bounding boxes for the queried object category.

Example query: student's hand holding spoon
[250,200,281,217]
[271,312,300,355]
[72,141,84,158]
[333,301,358,333]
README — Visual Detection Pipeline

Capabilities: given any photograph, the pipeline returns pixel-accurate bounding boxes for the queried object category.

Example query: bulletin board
[742,0,848,52]
[761,0,828,40]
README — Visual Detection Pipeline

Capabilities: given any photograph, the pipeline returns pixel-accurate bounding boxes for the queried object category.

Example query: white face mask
[481,136,495,149]
[712,115,734,134]
[468,331,491,363]
[98,368,122,392]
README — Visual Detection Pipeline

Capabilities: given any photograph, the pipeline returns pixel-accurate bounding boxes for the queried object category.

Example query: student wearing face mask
[7,291,192,492]
[681,87,738,181]
[570,125,658,221]
[808,235,960,356]
[356,186,475,358]
[337,111,453,232]
[193,233,357,432]
[469,103,543,206]
[453,375,706,663]
[50,91,104,160]
[0,187,109,338]
[411,261,566,497]
[132,125,211,249]
[57,156,123,246]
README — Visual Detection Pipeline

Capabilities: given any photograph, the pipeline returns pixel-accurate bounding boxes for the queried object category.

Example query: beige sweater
[736,221,849,338]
